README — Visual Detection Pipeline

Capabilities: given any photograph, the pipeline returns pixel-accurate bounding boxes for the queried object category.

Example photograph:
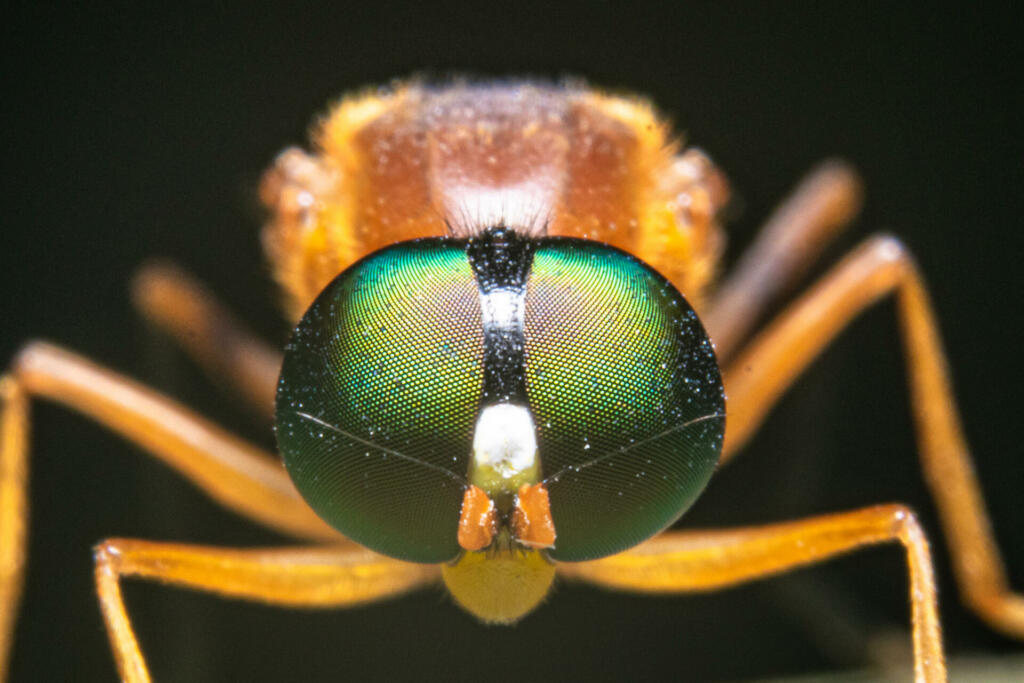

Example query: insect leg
[719,234,1024,638]
[705,160,862,359]
[132,262,281,419]
[0,343,346,672]
[0,379,27,680]
[560,504,945,682]
[2,341,336,540]
[93,539,438,683]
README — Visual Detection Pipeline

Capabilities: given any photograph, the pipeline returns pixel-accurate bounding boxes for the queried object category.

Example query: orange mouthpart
[457,485,497,551]
[512,483,557,549]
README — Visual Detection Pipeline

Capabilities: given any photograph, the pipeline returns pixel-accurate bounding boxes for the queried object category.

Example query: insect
[1,80,1021,682]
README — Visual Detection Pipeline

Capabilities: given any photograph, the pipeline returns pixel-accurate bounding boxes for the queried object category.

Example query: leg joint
[871,503,927,547]
[864,233,916,273]
[10,340,61,385]
[93,539,126,575]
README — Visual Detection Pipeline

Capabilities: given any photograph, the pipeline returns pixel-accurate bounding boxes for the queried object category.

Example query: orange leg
[0,342,340,676]
[720,234,1024,638]
[560,504,944,682]
[93,539,438,683]
[0,381,26,683]
[133,262,282,418]
[704,160,862,359]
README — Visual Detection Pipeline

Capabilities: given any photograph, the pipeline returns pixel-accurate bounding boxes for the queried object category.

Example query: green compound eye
[276,240,482,563]
[276,234,724,564]
[526,241,724,561]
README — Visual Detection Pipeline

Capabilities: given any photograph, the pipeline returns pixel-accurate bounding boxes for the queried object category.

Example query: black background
[2,4,1023,682]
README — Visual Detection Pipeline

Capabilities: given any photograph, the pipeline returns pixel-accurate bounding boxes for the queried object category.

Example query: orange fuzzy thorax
[260,81,727,322]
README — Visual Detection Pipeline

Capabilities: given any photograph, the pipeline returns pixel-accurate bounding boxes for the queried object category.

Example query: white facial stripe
[480,288,524,329]
[472,403,537,477]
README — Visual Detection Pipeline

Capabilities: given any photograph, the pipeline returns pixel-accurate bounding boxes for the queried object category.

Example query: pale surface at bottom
[754,653,1024,683]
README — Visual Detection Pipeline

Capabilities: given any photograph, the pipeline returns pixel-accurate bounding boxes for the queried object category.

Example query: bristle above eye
[442,183,554,239]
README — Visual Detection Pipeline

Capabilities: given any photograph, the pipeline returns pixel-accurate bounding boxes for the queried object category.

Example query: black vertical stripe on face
[466,227,536,405]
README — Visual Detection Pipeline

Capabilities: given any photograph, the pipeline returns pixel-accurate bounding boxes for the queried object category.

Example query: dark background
[2,3,1022,681]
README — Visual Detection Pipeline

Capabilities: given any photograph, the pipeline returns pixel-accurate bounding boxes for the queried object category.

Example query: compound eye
[275,240,482,563]
[526,241,725,561]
